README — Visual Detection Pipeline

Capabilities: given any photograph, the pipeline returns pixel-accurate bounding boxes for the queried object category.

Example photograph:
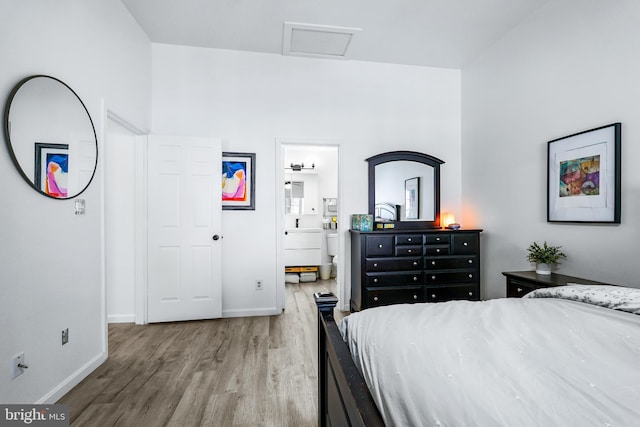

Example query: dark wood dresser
[350,229,482,311]
[502,270,606,298]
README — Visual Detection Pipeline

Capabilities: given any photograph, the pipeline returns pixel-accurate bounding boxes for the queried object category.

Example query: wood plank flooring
[58,280,345,426]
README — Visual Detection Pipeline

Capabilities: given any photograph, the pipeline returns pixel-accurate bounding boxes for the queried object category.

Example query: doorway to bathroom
[275,139,342,311]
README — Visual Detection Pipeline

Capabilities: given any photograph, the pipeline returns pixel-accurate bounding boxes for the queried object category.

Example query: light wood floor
[58,280,345,426]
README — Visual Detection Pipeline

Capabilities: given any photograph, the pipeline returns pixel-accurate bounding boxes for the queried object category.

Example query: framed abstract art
[222,152,255,210]
[547,123,621,223]
[34,142,69,198]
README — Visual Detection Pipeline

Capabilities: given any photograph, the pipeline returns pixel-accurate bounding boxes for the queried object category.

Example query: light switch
[75,199,86,215]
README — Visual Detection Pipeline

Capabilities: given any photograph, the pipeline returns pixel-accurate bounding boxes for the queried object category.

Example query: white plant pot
[535,263,552,275]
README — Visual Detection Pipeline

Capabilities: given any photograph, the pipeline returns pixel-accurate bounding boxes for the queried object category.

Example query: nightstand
[502,271,606,298]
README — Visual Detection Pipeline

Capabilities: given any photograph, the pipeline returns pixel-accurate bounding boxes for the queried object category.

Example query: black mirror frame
[366,150,444,230]
[3,74,98,200]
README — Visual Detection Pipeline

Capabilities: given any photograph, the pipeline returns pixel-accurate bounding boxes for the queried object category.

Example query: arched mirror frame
[3,74,98,200]
[367,150,444,229]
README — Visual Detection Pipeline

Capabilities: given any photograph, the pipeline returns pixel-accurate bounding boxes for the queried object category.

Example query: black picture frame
[547,123,621,223]
[222,152,256,210]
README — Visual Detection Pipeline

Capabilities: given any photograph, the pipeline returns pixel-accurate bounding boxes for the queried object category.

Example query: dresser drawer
[366,286,423,307]
[426,271,477,283]
[452,234,479,254]
[395,234,423,245]
[425,256,476,270]
[395,245,422,256]
[424,245,449,256]
[506,279,540,298]
[366,272,423,286]
[366,257,422,271]
[425,285,478,302]
[425,234,450,245]
[365,235,394,256]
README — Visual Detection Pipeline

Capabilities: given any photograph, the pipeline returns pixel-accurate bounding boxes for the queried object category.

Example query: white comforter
[339,298,640,427]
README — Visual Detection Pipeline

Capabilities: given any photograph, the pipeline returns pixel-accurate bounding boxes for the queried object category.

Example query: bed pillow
[524,284,640,315]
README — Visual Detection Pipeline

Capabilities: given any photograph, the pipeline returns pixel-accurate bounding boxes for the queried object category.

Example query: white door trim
[275,137,345,311]
[104,109,148,325]
[134,134,148,324]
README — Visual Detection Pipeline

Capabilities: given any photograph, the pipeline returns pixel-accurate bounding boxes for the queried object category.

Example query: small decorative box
[351,214,373,231]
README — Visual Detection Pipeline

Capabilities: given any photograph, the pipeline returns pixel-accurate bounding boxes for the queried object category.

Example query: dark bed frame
[314,293,384,426]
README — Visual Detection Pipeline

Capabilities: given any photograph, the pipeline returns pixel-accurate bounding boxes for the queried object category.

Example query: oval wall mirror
[3,75,98,199]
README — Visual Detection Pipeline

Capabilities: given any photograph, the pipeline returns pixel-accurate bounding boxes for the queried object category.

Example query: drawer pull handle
[413,261,418,267]
[468,292,473,297]
[431,275,436,280]
[374,278,378,283]
[431,294,436,298]
[413,276,418,281]
[373,263,378,267]
[407,249,412,253]
[464,242,468,246]
[468,274,473,279]
[408,238,412,242]
[378,244,383,248]
[373,296,379,302]
[436,249,441,253]
[431,261,436,265]
[436,237,441,241]
[517,287,523,293]
[468,259,473,264]
[413,294,418,300]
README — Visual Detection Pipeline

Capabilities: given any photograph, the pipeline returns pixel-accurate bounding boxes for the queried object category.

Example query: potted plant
[526,241,566,275]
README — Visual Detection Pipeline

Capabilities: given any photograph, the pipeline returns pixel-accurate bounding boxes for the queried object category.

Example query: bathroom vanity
[284,228,322,266]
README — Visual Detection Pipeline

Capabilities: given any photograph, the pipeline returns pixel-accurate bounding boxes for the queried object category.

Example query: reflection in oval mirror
[3,75,98,199]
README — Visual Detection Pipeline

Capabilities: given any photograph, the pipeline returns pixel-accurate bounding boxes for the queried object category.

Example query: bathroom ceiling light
[287,162,315,171]
[282,22,361,60]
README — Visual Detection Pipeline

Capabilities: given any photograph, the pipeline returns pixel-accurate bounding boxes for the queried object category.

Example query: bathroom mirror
[284,172,318,215]
[3,75,98,199]
[367,151,444,229]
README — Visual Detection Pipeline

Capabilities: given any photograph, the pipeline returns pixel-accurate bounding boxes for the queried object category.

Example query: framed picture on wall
[222,152,255,210]
[405,176,420,220]
[34,142,69,198]
[547,123,621,223]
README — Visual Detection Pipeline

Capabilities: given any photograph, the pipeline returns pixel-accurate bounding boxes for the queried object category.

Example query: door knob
[212,234,221,241]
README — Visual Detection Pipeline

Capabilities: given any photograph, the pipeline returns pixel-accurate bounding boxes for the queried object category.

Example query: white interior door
[147,135,222,323]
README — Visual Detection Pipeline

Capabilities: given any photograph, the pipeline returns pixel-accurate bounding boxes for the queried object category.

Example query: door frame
[103,110,149,325]
[275,137,345,311]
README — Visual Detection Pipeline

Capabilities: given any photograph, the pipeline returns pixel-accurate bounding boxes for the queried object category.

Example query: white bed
[340,285,640,427]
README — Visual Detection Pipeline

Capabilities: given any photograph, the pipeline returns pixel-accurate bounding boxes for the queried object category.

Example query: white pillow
[524,284,640,315]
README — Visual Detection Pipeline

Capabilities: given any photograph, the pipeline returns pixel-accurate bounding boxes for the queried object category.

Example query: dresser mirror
[3,75,98,199]
[367,151,443,229]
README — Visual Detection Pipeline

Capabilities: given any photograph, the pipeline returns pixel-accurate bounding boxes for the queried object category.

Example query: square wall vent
[283,22,361,60]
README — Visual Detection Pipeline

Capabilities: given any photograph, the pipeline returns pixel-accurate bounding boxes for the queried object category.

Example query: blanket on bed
[340,296,640,427]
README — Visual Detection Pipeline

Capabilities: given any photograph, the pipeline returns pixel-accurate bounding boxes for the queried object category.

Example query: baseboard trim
[108,314,136,323]
[222,307,280,318]
[38,352,107,404]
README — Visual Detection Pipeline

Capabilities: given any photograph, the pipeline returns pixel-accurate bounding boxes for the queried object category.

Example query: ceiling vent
[283,22,361,60]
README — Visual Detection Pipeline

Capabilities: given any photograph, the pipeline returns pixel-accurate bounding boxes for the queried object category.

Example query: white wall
[151,44,462,314]
[462,0,640,298]
[105,119,137,323]
[0,1,151,403]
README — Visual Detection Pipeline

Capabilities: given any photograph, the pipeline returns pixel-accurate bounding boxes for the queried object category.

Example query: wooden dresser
[350,229,482,311]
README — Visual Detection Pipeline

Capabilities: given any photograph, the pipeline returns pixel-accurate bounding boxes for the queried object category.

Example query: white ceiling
[121,0,550,68]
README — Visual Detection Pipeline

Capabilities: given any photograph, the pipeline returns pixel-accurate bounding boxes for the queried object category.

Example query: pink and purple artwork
[221,152,255,210]
[559,155,600,197]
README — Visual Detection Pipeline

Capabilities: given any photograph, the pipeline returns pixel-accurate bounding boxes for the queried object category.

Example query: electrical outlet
[62,328,69,345]
[11,352,26,380]
[255,280,263,290]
